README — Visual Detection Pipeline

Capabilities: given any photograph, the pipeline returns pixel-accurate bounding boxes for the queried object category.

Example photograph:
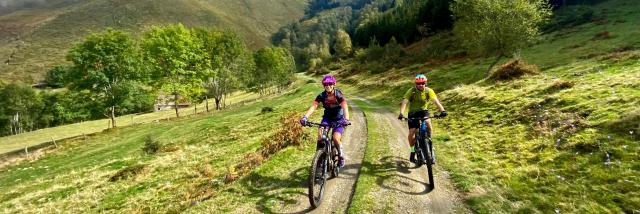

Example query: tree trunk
[110,106,116,128]
[486,53,504,76]
[174,93,180,117]
[205,95,209,112]
[194,103,197,115]
[215,98,221,110]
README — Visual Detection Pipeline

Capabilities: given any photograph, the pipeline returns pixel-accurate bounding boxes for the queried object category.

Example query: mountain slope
[0,0,307,82]
[336,0,639,212]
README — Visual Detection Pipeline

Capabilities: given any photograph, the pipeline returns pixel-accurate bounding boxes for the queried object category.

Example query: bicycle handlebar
[303,121,351,128]
[399,113,446,121]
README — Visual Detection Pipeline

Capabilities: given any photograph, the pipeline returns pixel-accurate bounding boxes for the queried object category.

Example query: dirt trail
[354,97,469,213]
[279,98,468,213]
[279,102,368,214]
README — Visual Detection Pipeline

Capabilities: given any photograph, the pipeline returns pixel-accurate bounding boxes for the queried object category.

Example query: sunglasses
[323,84,335,87]
[416,83,426,86]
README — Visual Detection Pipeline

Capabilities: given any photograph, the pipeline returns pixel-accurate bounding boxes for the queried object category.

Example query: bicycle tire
[425,140,435,190]
[309,149,328,208]
[331,147,340,178]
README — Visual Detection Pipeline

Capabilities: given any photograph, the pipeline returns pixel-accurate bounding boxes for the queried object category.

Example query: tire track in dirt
[278,102,368,213]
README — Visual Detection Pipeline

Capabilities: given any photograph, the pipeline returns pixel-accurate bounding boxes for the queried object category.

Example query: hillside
[337,0,639,212]
[0,0,307,82]
[0,79,323,212]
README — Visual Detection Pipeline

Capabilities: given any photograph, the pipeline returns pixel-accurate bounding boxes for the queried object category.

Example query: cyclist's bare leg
[408,128,417,147]
[316,128,324,148]
[333,132,343,153]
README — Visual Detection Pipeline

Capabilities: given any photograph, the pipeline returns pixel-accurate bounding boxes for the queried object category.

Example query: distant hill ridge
[0,0,307,82]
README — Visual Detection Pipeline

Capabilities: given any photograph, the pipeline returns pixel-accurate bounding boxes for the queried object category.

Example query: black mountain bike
[303,121,350,208]
[401,113,445,190]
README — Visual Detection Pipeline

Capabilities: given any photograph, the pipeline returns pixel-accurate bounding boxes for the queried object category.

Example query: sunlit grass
[339,0,639,212]
[0,82,320,213]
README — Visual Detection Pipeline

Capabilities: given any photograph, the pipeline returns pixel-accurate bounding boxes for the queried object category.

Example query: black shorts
[407,110,429,129]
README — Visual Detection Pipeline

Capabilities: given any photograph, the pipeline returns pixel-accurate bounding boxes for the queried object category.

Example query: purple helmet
[322,75,336,85]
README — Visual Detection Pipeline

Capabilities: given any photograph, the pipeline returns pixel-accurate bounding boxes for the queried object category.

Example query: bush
[261,106,274,114]
[260,112,307,157]
[490,59,540,80]
[142,135,162,154]
[45,65,71,88]
[109,164,147,182]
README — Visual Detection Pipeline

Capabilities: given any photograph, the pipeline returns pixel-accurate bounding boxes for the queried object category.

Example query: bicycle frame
[304,121,348,208]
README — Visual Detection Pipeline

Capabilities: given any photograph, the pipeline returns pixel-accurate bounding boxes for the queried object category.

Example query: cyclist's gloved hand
[439,111,448,118]
[340,119,351,126]
[398,113,404,120]
[299,116,308,126]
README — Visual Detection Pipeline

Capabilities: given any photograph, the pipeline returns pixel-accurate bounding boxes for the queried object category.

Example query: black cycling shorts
[407,110,429,129]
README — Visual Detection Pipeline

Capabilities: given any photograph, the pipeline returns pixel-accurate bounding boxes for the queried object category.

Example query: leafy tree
[0,83,44,135]
[334,29,353,59]
[66,28,144,128]
[451,0,552,73]
[142,24,205,117]
[45,65,72,88]
[253,47,295,94]
[196,29,253,110]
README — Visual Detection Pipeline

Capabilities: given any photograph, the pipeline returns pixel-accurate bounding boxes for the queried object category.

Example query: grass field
[0,90,266,154]
[0,80,324,213]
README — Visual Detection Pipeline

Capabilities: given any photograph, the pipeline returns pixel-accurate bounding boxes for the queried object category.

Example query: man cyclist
[398,74,447,164]
[300,75,351,168]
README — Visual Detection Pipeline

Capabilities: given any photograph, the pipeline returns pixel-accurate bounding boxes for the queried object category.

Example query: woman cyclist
[398,74,447,163]
[300,75,351,168]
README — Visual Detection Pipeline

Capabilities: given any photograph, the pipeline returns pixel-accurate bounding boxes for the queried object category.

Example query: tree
[66,28,144,128]
[451,0,552,73]
[253,47,296,94]
[45,65,72,88]
[0,83,43,135]
[334,29,353,59]
[196,29,253,110]
[142,24,205,117]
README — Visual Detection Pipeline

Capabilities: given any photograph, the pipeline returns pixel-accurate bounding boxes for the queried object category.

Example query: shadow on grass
[233,166,310,214]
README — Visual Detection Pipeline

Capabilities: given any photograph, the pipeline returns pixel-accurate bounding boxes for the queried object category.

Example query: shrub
[142,135,162,154]
[260,112,307,157]
[490,59,540,80]
[109,164,147,182]
[261,106,274,114]
[591,31,612,41]
[223,112,309,184]
[548,80,575,91]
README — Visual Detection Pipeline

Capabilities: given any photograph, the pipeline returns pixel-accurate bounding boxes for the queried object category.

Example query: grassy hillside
[339,0,639,212]
[0,81,324,213]
[0,0,307,82]
[0,90,264,154]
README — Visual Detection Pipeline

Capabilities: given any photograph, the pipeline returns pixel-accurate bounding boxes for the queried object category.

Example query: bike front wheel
[425,140,435,190]
[309,149,328,208]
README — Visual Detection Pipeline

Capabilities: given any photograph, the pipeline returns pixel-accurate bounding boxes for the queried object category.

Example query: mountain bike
[401,112,445,190]
[303,121,350,208]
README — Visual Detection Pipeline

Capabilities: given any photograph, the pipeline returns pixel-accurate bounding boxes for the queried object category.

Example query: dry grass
[490,59,540,81]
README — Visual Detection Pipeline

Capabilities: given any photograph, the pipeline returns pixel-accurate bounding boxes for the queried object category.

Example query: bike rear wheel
[309,149,328,208]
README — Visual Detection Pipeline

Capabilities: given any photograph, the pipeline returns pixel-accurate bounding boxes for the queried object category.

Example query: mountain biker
[398,74,447,164]
[300,75,351,168]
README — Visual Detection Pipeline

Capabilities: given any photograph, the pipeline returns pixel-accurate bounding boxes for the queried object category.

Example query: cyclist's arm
[432,97,445,112]
[429,89,445,112]
[399,99,409,116]
[341,100,349,121]
[303,101,319,118]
